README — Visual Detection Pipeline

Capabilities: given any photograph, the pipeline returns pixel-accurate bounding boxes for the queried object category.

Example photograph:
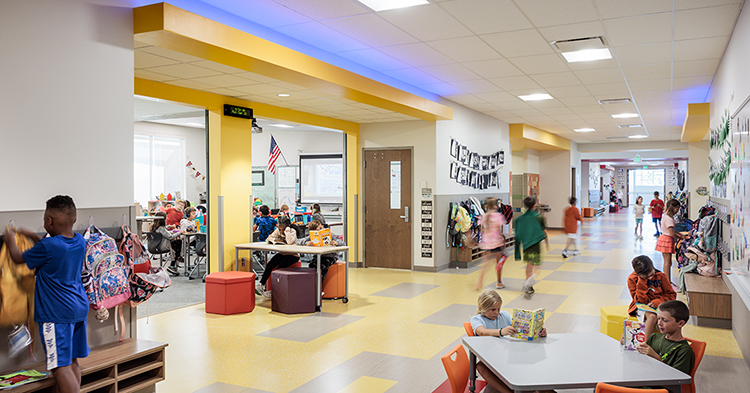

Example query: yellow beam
[509,124,570,152]
[133,3,452,122]
[681,103,710,143]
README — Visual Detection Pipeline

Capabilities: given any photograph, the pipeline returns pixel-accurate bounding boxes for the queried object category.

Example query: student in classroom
[514,196,548,299]
[165,200,185,227]
[180,207,198,233]
[561,196,583,258]
[255,216,299,298]
[469,290,547,393]
[627,255,676,339]
[279,204,295,222]
[650,191,665,237]
[476,197,507,290]
[2,196,90,393]
[311,203,326,226]
[634,195,645,239]
[151,212,185,276]
[253,205,277,241]
[296,220,344,283]
[656,199,683,289]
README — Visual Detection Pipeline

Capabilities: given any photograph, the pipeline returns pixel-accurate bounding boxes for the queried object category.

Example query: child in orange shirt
[562,196,583,258]
[627,255,676,339]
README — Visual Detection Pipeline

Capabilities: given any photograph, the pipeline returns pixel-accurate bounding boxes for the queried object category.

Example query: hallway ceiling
[134,0,744,143]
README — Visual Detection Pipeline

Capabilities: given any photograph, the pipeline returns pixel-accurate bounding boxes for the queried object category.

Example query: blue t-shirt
[470,311,512,335]
[256,216,278,241]
[23,234,89,323]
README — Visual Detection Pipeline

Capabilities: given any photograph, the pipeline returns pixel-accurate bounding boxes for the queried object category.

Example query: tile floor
[138,210,750,392]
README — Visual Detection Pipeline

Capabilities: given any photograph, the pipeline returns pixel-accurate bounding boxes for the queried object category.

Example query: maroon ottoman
[205,271,256,315]
[271,268,316,314]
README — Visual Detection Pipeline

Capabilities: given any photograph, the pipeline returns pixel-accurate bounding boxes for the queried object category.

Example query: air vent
[620,124,643,128]
[551,36,606,52]
[598,98,632,105]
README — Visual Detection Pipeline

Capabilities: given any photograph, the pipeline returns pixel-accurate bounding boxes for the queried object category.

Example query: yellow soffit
[133,3,452,122]
[135,78,359,134]
[509,124,570,152]
[681,103,710,142]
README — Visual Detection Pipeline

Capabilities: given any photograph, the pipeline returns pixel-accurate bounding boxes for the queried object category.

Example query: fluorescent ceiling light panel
[561,48,612,63]
[621,124,642,128]
[628,135,648,139]
[612,113,639,119]
[574,128,596,132]
[518,93,553,101]
[272,124,294,128]
[357,0,429,11]
[277,93,290,97]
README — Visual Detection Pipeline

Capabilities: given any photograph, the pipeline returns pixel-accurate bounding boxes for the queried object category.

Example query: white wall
[570,142,582,206]
[0,0,133,211]
[134,122,207,204]
[539,151,572,228]
[525,149,540,174]
[251,129,344,167]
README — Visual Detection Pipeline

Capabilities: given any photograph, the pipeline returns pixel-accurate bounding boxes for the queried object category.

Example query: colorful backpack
[117,225,151,274]
[82,226,131,320]
[125,269,171,307]
[500,203,513,224]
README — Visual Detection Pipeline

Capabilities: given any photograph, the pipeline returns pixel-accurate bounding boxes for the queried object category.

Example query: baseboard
[348,261,364,268]
[414,265,440,272]
[689,316,732,329]
[449,259,483,269]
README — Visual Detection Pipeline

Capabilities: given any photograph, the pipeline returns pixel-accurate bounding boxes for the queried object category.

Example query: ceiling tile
[444,94,488,106]
[190,74,260,88]
[559,96,600,107]
[418,82,466,96]
[574,68,626,85]
[613,42,672,66]
[515,0,599,27]
[673,59,720,78]
[167,79,215,91]
[673,88,710,102]
[200,0,312,28]
[146,64,222,79]
[134,40,150,49]
[481,29,554,57]
[508,54,569,75]
[463,59,524,79]
[233,72,280,84]
[599,103,638,114]
[276,22,369,53]
[672,76,713,90]
[205,88,244,97]
[439,0,532,35]
[621,63,672,81]
[473,91,520,103]
[513,108,544,117]
[633,91,673,102]
[564,58,620,71]
[594,0,672,19]
[628,79,672,92]
[674,4,740,40]
[586,82,631,96]
[383,67,443,85]
[379,4,473,41]
[232,84,292,95]
[529,72,582,88]
[487,75,541,91]
[418,63,480,82]
[466,102,502,112]
[539,107,576,116]
[338,48,410,71]
[676,0,742,10]
[191,60,244,74]
[271,0,368,20]
[139,46,205,63]
[537,21,606,42]
[427,36,502,62]
[494,101,533,111]
[134,69,176,82]
[322,13,418,47]
[449,79,503,93]
[523,99,566,109]
[546,85,591,98]
[603,13,672,47]
[135,51,180,69]
[379,43,455,67]
[674,36,730,61]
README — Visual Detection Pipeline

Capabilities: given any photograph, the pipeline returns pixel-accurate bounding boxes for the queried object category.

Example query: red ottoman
[271,268,316,314]
[322,261,346,300]
[205,271,256,315]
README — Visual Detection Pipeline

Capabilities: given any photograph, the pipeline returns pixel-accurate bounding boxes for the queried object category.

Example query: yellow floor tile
[336,376,397,393]
[555,263,597,273]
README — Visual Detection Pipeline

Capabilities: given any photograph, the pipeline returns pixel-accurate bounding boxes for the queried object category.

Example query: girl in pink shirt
[476,197,508,290]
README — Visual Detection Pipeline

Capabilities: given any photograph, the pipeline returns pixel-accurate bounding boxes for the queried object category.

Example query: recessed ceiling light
[277,93,290,97]
[621,124,642,128]
[612,113,639,119]
[628,135,648,139]
[574,128,596,132]
[518,93,553,101]
[356,0,428,11]
[561,48,612,63]
[598,98,632,105]
[271,124,294,128]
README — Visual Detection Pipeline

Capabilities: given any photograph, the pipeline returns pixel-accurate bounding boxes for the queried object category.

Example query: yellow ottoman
[600,305,638,340]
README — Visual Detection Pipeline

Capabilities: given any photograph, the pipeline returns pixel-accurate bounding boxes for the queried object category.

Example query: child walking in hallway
[656,199,683,289]
[476,197,507,290]
[650,191,665,237]
[562,196,583,258]
[634,196,645,239]
[514,196,547,299]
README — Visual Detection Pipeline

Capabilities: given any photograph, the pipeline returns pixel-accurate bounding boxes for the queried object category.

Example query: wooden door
[364,149,412,269]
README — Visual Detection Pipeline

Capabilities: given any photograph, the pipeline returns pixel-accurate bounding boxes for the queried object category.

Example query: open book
[510,308,545,340]
[266,239,287,245]
[622,320,646,351]
[635,303,657,314]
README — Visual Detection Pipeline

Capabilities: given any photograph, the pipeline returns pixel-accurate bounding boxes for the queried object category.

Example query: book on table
[510,308,545,340]
[267,239,287,245]
[622,320,646,351]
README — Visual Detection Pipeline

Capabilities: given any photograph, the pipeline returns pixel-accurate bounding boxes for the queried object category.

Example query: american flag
[267,136,282,174]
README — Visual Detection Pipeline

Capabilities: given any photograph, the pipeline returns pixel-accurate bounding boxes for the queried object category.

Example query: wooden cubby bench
[684,273,732,321]
[4,338,167,393]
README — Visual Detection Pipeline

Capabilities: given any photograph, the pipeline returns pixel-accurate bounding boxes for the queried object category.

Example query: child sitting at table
[255,217,299,298]
[311,203,326,226]
[627,255,676,339]
[628,300,695,377]
[296,220,344,282]
[253,205,277,241]
[470,290,547,393]
[150,212,185,276]
[180,207,198,233]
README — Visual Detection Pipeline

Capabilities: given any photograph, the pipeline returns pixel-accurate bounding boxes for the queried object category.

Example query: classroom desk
[135,216,156,238]
[463,333,691,393]
[234,242,350,311]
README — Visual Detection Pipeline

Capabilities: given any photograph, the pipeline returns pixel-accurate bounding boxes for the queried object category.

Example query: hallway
[138,209,750,393]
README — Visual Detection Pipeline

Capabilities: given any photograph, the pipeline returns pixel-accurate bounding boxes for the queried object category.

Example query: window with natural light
[134,134,186,207]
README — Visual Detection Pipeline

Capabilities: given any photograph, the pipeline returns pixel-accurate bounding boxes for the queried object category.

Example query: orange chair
[432,345,487,393]
[681,337,706,393]
[322,261,346,299]
[463,322,475,337]
[595,382,667,393]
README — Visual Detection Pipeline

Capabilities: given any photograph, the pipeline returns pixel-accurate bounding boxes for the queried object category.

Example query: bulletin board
[275,166,299,208]
[251,166,275,207]
[730,96,750,287]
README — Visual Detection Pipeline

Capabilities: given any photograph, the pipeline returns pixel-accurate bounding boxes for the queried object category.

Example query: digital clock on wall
[223,104,253,119]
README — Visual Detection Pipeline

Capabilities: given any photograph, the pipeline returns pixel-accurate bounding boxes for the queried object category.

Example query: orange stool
[265,261,301,292]
[322,261,347,301]
[205,271,255,315]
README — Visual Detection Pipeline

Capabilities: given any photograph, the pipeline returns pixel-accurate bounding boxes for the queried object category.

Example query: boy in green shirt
[514,196,547,299]
[637,300,695,376]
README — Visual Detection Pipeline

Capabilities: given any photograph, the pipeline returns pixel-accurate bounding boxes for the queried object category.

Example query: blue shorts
[39,321,90,370]
[652,217,661,223]
[635,218,643,224]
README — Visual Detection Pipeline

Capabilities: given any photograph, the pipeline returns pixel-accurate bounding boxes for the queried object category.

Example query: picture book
[635,303,657,314]
[310,228,332,247]
[622,320,646,351]
[0,370,49,389]
[510,308,545,340]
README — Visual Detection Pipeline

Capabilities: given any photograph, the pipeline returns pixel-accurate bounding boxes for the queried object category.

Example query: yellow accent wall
[346,132,360,263]
[510,124,570,152]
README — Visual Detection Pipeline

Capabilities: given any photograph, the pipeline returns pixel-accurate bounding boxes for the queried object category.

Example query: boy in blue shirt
[253,205,278,241]
[3,195,90,393]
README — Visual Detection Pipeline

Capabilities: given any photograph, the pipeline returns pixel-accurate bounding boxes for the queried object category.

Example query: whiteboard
[277,166,297,189]
[277,188,296,208]
[299,154,343,204]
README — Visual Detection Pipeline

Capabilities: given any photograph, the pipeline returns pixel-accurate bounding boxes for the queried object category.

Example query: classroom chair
[463,322,475,337]
[188,233,207,281]
[145,232,172,268]
[681,337,706,393]
[595,383,667,393]
[433,344,486,393]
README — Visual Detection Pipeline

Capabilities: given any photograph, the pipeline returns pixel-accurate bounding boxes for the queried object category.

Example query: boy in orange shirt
[562,196,583,258]
[627,255,676,339]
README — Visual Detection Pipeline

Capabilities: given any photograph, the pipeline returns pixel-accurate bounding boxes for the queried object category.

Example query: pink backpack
[82,226,131,320]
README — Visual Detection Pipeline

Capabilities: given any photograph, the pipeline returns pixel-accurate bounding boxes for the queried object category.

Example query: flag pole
[272,134,290,166]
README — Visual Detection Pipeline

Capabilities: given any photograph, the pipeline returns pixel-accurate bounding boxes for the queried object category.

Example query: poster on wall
[470,152,480,169]
[489,153,497,169]
[731,98,750,277]
[450,162,459,179]
[459,168,467,185]
[498,151,505,164]
[460,146,469,165]
[450,139,459,158]
[481,155,489,170]
[448,138,505,190]
[491,171,498,187]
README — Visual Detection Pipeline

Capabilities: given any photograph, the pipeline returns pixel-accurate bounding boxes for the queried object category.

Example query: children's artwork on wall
[491,171,498,187]
[450,139,459,158]
[470,152,480,169]
[460,145,469,165]
[498,151,505,164]
[450,162,459,179]
[480,155,489,170]
[459,168,468,185]
[489,153,497,169]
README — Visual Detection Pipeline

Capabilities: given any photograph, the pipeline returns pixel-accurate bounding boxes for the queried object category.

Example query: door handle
[399,206,409,223]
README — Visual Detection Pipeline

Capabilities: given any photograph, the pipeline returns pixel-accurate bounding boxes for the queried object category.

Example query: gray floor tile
[370,283,440,299]
[192,382,272,393]
[419,303,477,327]
[437,264,483,275]
[504,292,569,313]
[620,286,632,301]
[543,268,631,285]
[544,312,600,334]
[564,255,605,264]
[583,242,618,251]
[256,312,363,343]
[694,355,750,392]
[485,277,526,292]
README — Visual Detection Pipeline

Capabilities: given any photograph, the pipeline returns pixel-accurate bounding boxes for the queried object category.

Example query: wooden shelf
[118,375,165,393]
[117,361,163,380]
[80,377,115,393]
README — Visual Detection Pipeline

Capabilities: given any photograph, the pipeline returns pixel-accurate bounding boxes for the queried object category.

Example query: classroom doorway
[628,169,665,205]
[363,148,412,269]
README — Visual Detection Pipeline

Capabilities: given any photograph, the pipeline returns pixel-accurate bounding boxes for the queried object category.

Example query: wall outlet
[241,257,246,267]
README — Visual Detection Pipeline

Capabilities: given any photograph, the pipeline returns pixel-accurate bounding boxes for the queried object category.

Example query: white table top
[463,333,691,391]
[234,241,349,255]
[136,216,157,220]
